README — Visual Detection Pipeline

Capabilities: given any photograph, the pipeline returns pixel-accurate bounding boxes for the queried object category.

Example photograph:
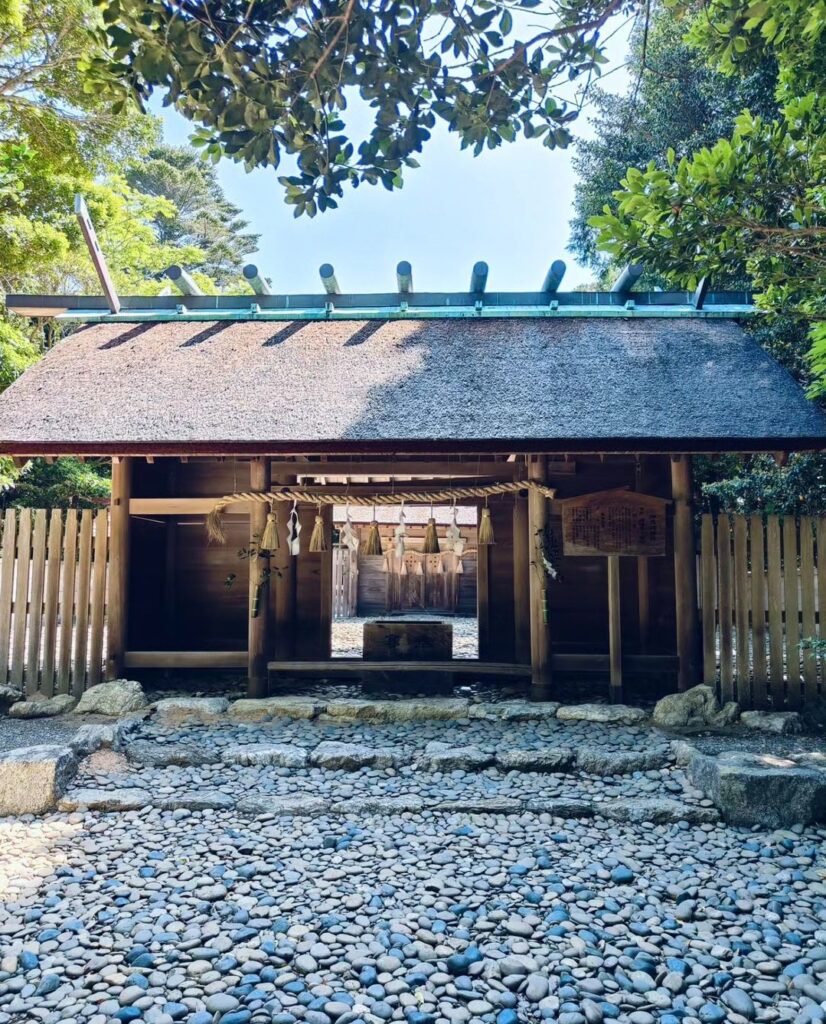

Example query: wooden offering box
[363,620,453,661]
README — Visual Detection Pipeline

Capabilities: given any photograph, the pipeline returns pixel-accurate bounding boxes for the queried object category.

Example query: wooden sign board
[561,489,668,557]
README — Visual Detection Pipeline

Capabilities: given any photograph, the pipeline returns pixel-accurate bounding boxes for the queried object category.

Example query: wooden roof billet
[0,316,823,455]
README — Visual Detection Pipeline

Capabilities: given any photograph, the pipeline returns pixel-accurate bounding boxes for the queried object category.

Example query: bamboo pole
[248,457,271,697]
[671,456,700,690]
[106,458,132,679]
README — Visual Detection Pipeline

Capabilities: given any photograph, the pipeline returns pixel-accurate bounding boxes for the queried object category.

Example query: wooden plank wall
[700,513,823,708]
[0,508,109,695]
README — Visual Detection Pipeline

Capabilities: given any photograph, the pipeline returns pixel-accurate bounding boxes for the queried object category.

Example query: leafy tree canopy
[93,0,645,215]
[124,145,259,286]
[569,4,778,281]
[589,0,826,393]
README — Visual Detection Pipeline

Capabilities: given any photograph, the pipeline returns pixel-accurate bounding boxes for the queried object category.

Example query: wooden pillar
[248,457,271,697]
[607,555,623,703]
[528,455,552,687]
[272,473,296,659]
[477,536,490,657]
[513,495,530,663]
[672,455,700,690]
[318,505,333,658]
[106,457,132,679]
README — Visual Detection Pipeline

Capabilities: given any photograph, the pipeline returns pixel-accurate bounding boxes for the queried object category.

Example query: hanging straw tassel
[422,516,440,554]
[478,506,495,545]
[259,504,280,553]
[363,514,382,555]
[206,502,228,545]
[308,509,327,553]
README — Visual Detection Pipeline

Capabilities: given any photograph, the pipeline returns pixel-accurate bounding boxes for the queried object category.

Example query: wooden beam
[513,495,530,664]
[125,651,247,669]
[248,457,271,697]
[279,460,524,479]
[268,659,530,676]
[671,455,700,689]
[106,457,132,678]
[130,498,252,516]
[74,195,120,314]
[528,455,552,688]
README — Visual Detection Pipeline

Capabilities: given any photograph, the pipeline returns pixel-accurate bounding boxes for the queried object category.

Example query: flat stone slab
[9,694,76,718]
[468,701,560,721]
[556,703,647,725]
[435,797,523,814]
[154,697,229,727]
[740,710,803,735]
[0,744,77,814]
[237,794,327,816]
[331,795,425,814]
[125,740,220,767]
[223,743,308,768]
[577,748,669,774]
[689,750,826,827]
[419,743,494,772]
[228,697,322,722]
[322,698,469,722]
[524,797,594,818]
[496,748,574,772]
[59,787,150,812]
[310,741,396,769]
[156,791,235,811]
[602,798,718,825]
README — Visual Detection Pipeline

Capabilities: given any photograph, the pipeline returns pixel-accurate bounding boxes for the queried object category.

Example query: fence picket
[87,510,108,687]
[10,509,32,690]
[25,510,48,694]
[700,515,717,684]
[733,515,750,704]
[0,510,17,685]
[717,515,734,700]
[57,509,78,694]
[800,516,817,701]
[749,515,768,705]
[783,516,801,707]
[40,510,63,695]
[72,510,93,697]
[766,515,784,704]
[817,518,826,693]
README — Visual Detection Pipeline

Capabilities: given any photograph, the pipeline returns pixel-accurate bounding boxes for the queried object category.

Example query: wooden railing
[0,508,109,697]
[700,513,824,708]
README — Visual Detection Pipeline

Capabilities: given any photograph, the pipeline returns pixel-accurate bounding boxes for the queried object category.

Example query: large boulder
[688,750,826,827]
[602,797,718,825]
[58,787,150,812]
[0,745,77,814]
[223,743,308,768]
[556,703,647,726]
[0,684,21,709]
[75,679,147,716]
[153,697,228,727]
[651,684,737,730]
[228,697,322,722]
[8,694,76,718]
[125,739,219,767]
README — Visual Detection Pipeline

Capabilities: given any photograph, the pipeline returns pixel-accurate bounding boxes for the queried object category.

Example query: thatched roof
[0,317,823,454]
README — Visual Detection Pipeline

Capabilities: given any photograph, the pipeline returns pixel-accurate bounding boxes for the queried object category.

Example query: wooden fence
[0,508,109,696]
[332,546,358,619]
[700,513,824,708]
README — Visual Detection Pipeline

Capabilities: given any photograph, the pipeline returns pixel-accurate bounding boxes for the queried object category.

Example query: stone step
[57,785,718,823]
[122,737,672,776]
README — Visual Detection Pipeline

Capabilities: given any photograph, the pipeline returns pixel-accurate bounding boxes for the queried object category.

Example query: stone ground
[1,710,826,1024]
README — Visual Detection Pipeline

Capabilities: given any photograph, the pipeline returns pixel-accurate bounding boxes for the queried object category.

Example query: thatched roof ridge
[0,317,823,453]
